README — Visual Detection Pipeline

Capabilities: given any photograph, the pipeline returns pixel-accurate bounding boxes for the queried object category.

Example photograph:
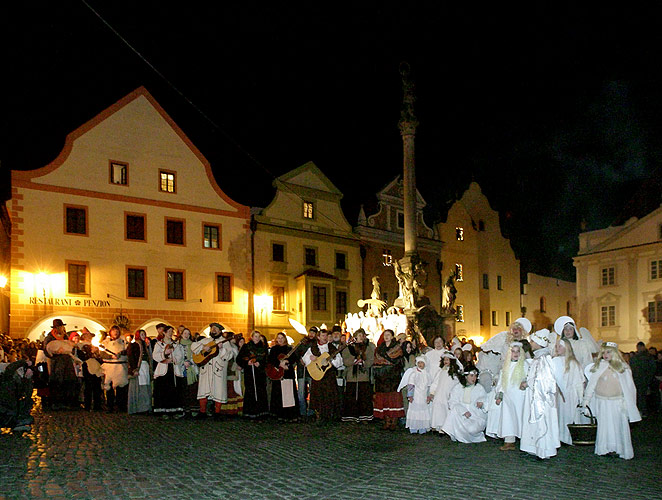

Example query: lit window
[203,224,220,249]
[159,170,176,193]
[67,262,88,295]
[651,260,662,280]
[127,267,146,298]
[65,206,87,235]
[273,286,285,310]
[167,271,185,300]
[216,274,232,302]
[110,161,128,185]
[313,286,327,311]
[303,201,314,219]
[456,227,464,241]
[601,266,615,286]
[455,263,463,281]
[601,305,616,327]
[456,305,464,322]
[648,301,662,323]
[382,249,393,267]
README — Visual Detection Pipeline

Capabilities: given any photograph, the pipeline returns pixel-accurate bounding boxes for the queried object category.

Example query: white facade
[521,272,576,332]
[574,206,662,350]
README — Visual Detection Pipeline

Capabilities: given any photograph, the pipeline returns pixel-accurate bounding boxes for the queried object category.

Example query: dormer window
[159,170,176,193]
[303,201,314,219]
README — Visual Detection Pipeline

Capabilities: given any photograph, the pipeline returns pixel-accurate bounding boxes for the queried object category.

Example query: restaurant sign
[28,297,112,307]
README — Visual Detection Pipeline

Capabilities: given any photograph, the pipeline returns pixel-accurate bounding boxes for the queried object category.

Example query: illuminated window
[455,263,463,281]
[67,261,88,295]
[303,201,314,219]
[203,224,220,249]
[601,266,615,286]
[456,227,464,241]
[127,267,146,298]
[166,270,185,300]
[382,249,393,267]
[456,304,464,322]
[272,285,285,310]
[601,305,616,327]
[110,161,128,185]
[159,170,176,193]
[215,274,232,302]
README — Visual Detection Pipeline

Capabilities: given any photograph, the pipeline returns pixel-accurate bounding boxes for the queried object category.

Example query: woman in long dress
[398,355,431,434]
[342,329,375,423]
[424,335,446,385]
[372,329,405,430]
[429,351,461,433]
[442,367,488,443]
[152,326,186,419]
[583,342,641,459]
[237,330,269,420]
[552,338,586,445]
[126,329,152,415]
[268,332,299,422]
[486,342,528,450]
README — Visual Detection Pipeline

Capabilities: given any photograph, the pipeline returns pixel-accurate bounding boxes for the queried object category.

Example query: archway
[25,313,108,341]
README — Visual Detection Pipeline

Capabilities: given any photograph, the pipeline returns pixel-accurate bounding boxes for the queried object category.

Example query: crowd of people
[1,316,661,461]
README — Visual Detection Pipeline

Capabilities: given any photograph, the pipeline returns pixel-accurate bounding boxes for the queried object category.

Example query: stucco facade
[436,182,520,341]
[521,272,576,332]
[251,162,362,339]
[574,206,662,350]
[10,88,250,339]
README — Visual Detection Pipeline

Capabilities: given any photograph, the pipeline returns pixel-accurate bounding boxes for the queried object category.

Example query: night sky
[5,3,662,281]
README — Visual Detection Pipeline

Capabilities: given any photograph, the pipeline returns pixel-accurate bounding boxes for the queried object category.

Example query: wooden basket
[567,405,597,445]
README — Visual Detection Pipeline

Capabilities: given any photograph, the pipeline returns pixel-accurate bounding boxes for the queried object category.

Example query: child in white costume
[520,329,563,459]
[442,367,488,443]
[428,351,461,433]
[583,342,641,460]
[552,338,586,445]
[398,356,431,434]
[486,342,528,450]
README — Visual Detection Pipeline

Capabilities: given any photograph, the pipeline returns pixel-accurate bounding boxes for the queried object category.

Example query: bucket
[567,405,597,445]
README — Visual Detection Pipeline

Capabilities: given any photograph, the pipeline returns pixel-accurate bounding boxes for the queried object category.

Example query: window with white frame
[650,259,662,280]
[601,266,615,286]
[455,263,463,281]
[601,305,616,327]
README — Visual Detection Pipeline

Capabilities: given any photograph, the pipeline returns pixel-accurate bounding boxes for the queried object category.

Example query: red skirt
[373,391,405,419]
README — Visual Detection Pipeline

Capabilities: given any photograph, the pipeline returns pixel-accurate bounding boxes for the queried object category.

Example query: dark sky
[5,3,662,281]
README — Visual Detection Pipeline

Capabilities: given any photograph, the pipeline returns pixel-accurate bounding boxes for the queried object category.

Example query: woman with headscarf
[582,342,641,459]
[267,332,299,422]
[554,316,598,369]
[126,329,153,415]
[237,330,269,420]
[372,329,405,430]
[341,329,375,423]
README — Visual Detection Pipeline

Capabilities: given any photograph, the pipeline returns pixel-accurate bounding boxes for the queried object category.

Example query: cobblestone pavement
[1,402,661,500]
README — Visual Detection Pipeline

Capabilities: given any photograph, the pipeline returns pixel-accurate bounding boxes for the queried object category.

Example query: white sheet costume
[442,382,488,443]
[552,346,587,445]
[191,337,239,403]
[425,348,445,383]
[486,351,528,441]
[429,356,461,432]
[101,337,129,390]
[520,330,562,459]
[583,358,641,460]
[398,357,432,434]
[554,316,598,369]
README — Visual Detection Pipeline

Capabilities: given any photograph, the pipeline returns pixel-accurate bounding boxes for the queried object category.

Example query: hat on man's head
[209,322,224,331]
[308,326,319,334]
[80,327,94,337]
[51,319,66,328]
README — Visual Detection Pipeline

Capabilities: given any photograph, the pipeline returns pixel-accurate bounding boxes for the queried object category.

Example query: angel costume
[554,316,598,369]
[520,330,563,459]
[442,380,488,443]
[552,342,587,445]
[486,347,528,442]
[583,356,641,460]
[429,355,461,432]
[398,357,432,433]
[425,347,445,383]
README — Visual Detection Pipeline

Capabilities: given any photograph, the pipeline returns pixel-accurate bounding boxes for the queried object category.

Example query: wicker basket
[568,405,597,445]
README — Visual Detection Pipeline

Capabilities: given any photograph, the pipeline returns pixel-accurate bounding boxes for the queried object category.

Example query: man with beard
[100,326,129,413]
[191,322,236,419]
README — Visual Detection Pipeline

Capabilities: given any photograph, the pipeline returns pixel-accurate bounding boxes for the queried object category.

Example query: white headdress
[528,329,551,348]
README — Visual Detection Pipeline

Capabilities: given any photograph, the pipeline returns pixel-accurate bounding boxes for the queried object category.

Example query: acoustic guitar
[306,339,356,381]
[192,337,230,367]
[266,340,304,381]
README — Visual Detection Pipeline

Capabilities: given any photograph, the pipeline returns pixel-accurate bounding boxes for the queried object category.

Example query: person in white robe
[398,356,432,434]
[552,338,587,445]
[424,336,447,384]
[582,342,641,460]
[554,316,598,369]
[442,367,488,443]
[477,318,531,392]
[428,351,462,433]
[520,329,564,459]
[486,342,528,450]
[190,323,237,418]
